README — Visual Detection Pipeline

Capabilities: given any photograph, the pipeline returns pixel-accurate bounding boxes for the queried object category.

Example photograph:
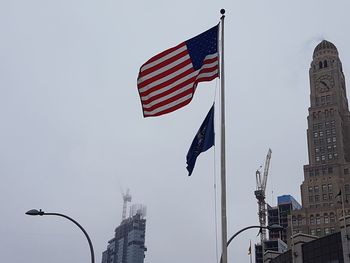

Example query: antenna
[122,189,132,221]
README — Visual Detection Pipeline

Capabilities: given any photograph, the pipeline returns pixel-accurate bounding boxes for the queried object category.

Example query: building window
[327,138,332,143]
[328,167,333,173]
[315,147,320,153]
[314,186,319,193]
[345,168,349,175]
[324,60,328,67]
[316,214,321,224]
[322,184,327,191]
[333,137,336,142]
[329,193,333,200]
[330,212,335,223]
[331,227,335,233]
[308,186,313,193]
[292,216,297,226]
[328,154,333,160]
[310,215,315,225]
[324,213,329,224]
[328,184,333,192]
[316,156,320,162]
[319,131,324,137]
[325,227,330,235]
[298,216,302,225]
[315,195,320,202]
[321,155,326,161]
[311,229,316,236]
[319,61,323,69]
[309,196,314,203]
[314,132,318,138]
[323,194,327,200]
[316,228,322,236]
[345,184,350,192]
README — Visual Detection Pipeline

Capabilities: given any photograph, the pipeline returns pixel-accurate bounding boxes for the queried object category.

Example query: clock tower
[288,40,350,242]
[307,40,350,166]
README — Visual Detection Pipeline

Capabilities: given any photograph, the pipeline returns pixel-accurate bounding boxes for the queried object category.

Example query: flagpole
[249,240,252,263]
[219,9,228,263]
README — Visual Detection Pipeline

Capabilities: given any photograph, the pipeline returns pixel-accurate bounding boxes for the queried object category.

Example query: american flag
[137,25,219,117]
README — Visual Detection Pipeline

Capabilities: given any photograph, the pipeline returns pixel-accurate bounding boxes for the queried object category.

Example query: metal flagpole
[249,240,252,263]
[219,9,228,263]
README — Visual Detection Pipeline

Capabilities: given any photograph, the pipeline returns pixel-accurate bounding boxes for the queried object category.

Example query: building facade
[265,215,350,263]
[102,206,147,263]
[255,195,300,263]
[290,40,350,242]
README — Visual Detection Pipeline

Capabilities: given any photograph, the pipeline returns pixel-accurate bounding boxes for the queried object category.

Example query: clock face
[316,75,335,93]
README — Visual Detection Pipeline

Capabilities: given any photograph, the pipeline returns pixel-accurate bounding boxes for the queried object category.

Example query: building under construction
[101,191,147,263]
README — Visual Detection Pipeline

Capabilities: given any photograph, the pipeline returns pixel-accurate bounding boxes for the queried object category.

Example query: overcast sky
[1,1,350,262]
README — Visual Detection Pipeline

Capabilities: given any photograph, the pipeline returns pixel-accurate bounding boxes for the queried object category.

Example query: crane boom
[122,189,132,221]
[262,149,272,191]
[254,148,272,244]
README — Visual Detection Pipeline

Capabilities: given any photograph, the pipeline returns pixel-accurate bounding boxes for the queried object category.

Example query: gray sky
[1,0,350,262]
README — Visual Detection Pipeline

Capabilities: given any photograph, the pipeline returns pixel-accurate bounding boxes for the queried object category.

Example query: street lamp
[220,224,283,263]
[25,209,95,263]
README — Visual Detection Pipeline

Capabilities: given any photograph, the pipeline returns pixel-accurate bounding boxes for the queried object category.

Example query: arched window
[319,61,323,69]
[298,215,303,225]
[316,214,321,224]
[324,213,329,224]
[310,215,315,225]
[324,60,328,67]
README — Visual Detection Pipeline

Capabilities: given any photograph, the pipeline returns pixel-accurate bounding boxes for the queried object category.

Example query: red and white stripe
[137,42,218,117]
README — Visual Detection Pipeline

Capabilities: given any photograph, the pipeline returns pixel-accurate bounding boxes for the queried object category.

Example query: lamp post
[25,209,95,263]
[220,224,283,263]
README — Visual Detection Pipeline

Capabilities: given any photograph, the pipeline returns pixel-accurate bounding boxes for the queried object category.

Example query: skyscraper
[102,204,147,263]
[290,40,350,242]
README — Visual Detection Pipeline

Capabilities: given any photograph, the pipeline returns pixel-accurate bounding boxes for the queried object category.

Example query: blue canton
[185,25,218,70]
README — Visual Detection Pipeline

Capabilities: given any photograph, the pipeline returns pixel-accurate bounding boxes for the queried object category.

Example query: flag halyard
[137,25,219,117]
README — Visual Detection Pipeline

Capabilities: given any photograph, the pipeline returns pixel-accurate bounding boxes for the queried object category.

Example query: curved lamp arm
[220,224,283,263]
[26,209,95,263]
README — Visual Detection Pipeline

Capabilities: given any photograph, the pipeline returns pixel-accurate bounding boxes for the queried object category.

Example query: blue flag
[186,105,215,176]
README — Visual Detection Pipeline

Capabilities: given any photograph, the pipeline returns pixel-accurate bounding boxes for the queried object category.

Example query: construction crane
[122,189,132,221]
[255,148,272,244]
